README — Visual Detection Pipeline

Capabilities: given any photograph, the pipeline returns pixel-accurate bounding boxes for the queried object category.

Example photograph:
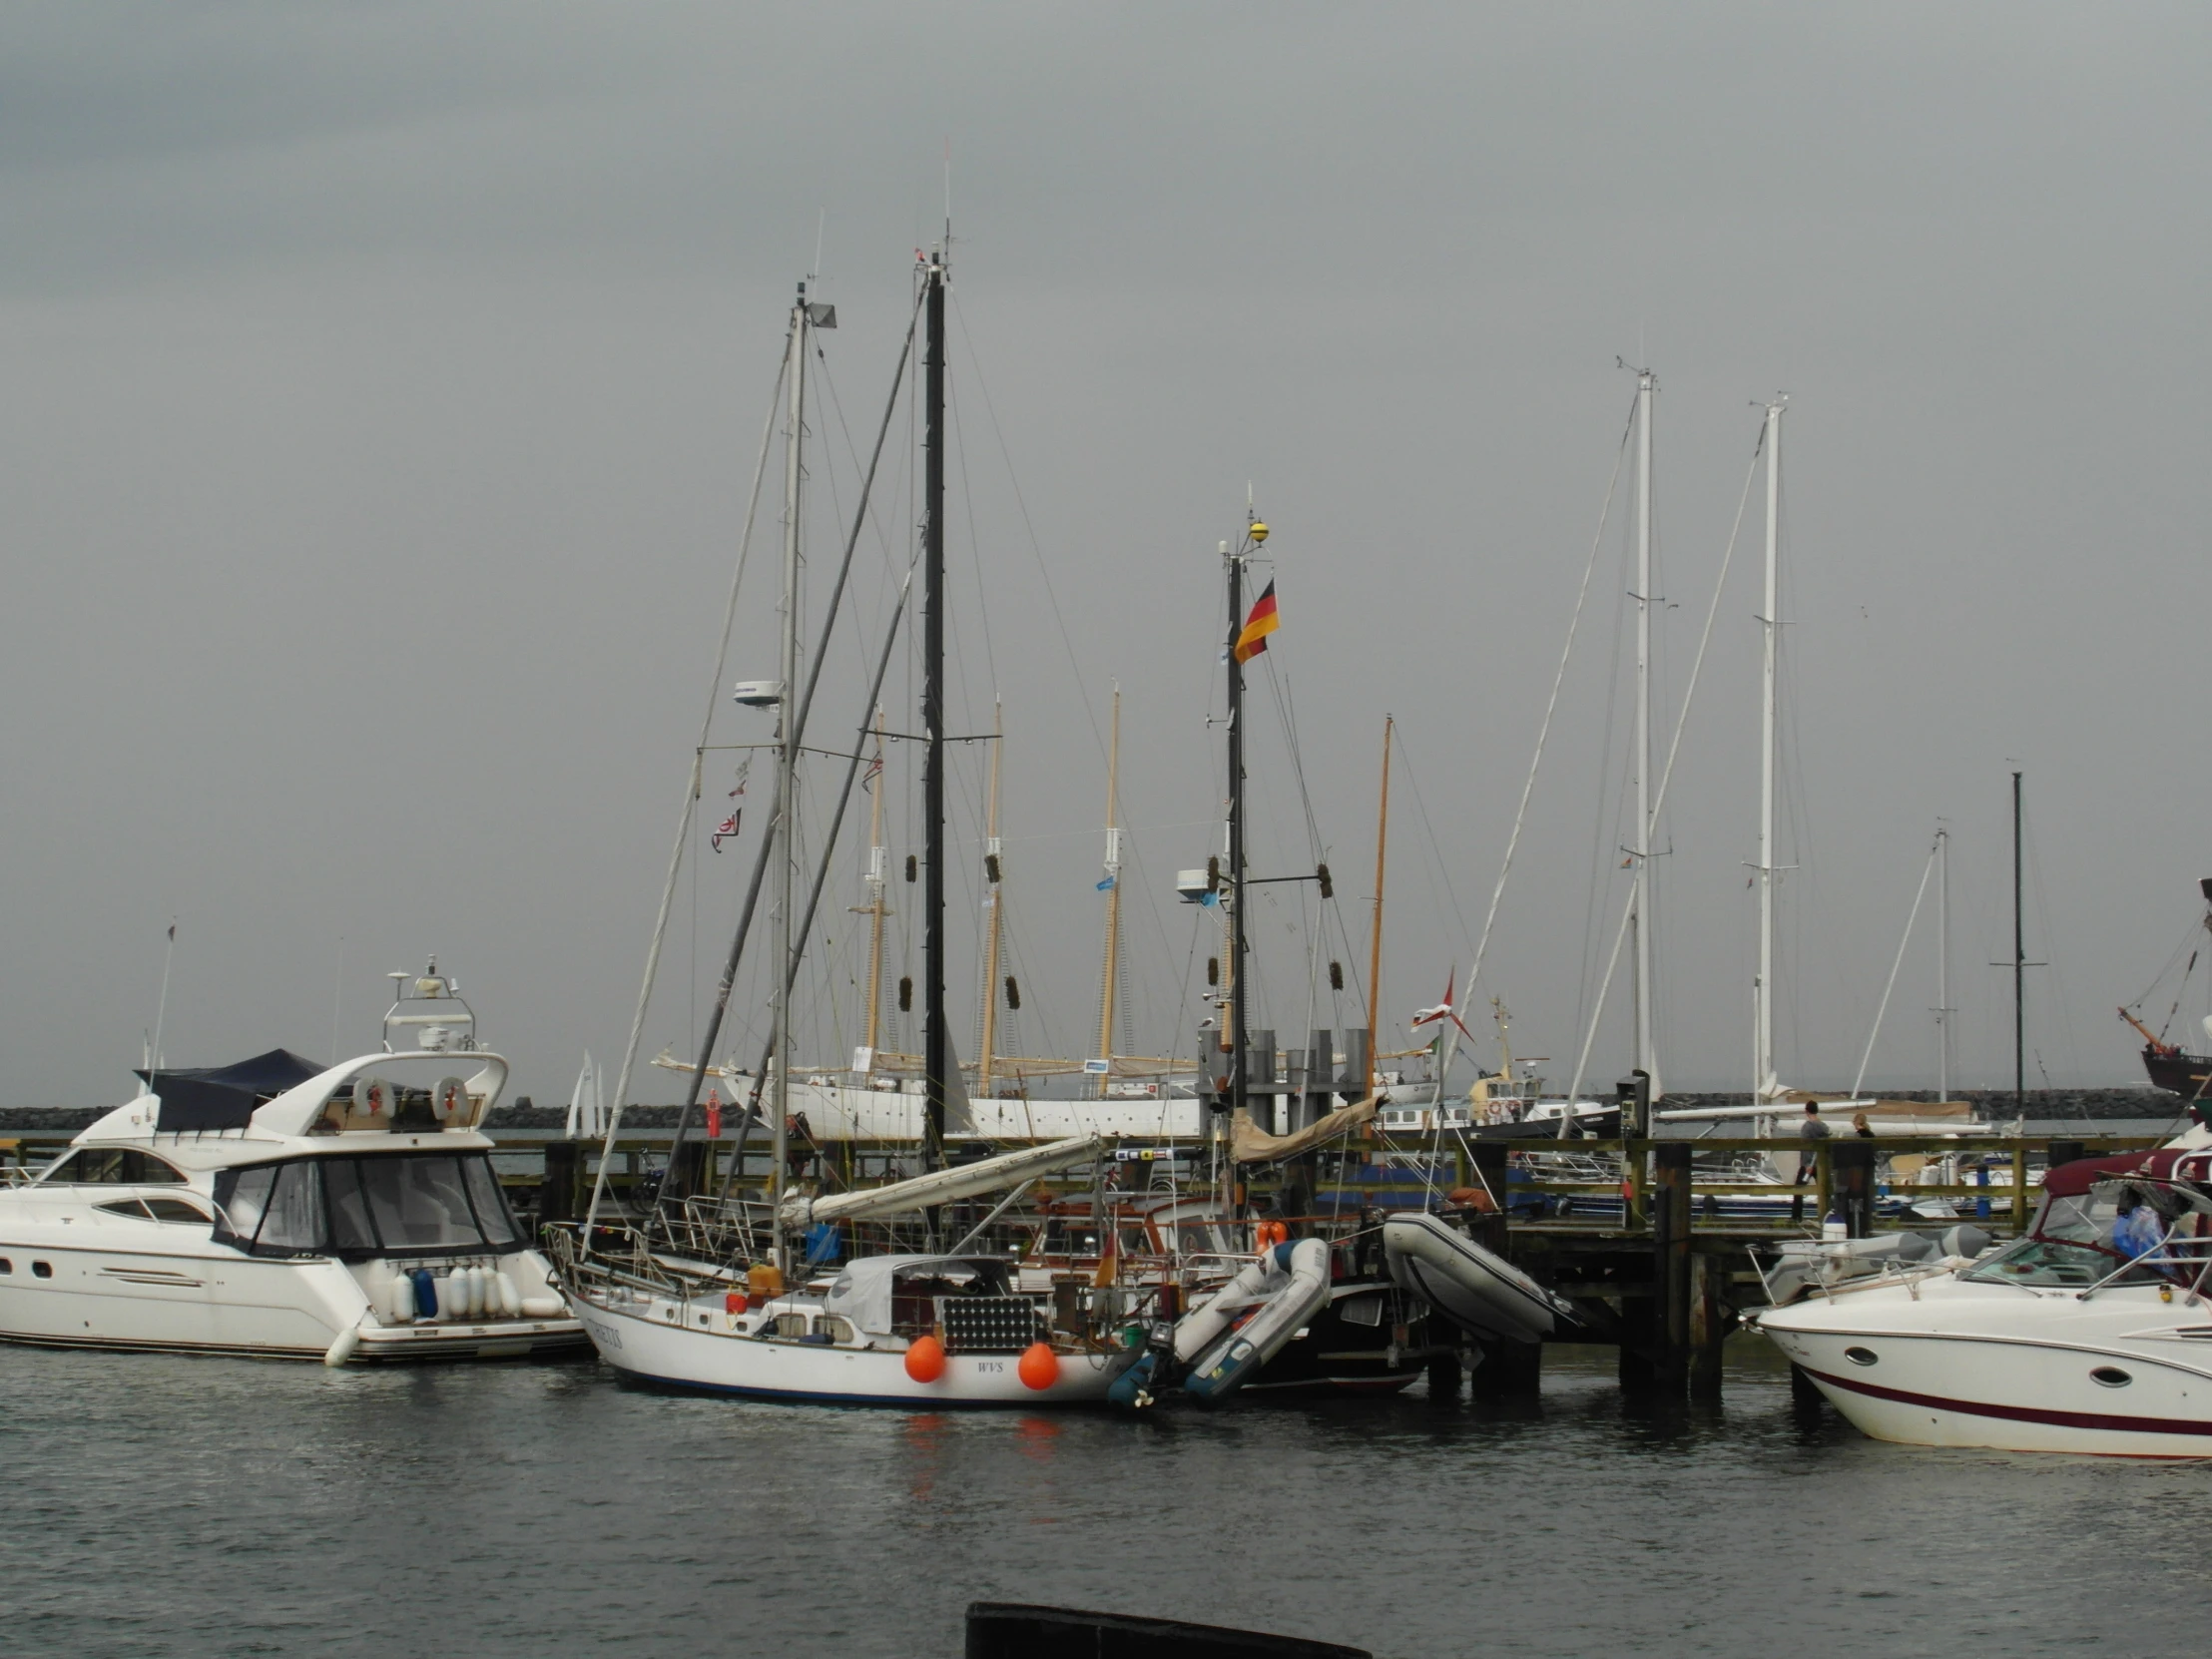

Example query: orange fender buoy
[1017,1342,1060,1391]
[904,1335,946,1383]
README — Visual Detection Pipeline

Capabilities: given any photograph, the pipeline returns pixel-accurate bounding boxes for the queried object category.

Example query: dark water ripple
[1,1341,2201,1658]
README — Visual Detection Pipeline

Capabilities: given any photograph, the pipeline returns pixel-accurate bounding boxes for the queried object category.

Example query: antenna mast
[1095,684,1123,1097]
[1755,397,1783,1102]
[1631,368,1660,1096]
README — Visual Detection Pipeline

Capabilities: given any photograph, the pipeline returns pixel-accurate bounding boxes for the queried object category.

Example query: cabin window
[143,1198,209,1225]
[211,1153,520,1259]
[41,1149,186,1186]
[95,1199,154,1221]
[256,1162,327,1254]
[358,1155,478,1250]
[461,1157,521,1247]
[0,1259,11,1274]
[32,1261,52,1279]
[323,1160,379,1253]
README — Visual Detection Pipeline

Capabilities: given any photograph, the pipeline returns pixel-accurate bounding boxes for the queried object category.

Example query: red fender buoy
[904,1335,947,1382]
[1017,1342,1059,1391]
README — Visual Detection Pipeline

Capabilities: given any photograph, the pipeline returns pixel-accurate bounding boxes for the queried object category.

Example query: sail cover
[1229,1096,1378,1164]
[136,1048,326,1133]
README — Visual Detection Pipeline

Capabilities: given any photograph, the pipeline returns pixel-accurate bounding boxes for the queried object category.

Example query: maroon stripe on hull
[1806,1363,2212,1438]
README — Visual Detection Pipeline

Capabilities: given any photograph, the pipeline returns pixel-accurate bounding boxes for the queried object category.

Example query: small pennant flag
[1096,874,1116,891]
[1234,581,1279,664]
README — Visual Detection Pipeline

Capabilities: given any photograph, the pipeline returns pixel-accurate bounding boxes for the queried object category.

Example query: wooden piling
[1688,1250,1727,1399]
[539,1140,580,1227]
[1650,1142,1692,1393]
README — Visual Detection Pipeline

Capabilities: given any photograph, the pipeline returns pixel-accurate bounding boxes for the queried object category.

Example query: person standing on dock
[1791,1102,1831,1222]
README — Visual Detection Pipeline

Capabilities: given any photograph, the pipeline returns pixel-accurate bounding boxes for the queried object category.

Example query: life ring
[357,1078,390,1119]
[431,1077,470,1125]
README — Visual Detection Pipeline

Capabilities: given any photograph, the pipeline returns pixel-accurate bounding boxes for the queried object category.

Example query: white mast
[1631,369,1659,1096]
[1936,825,1951,1101]
[1755,396,1784,1102]
[770,282,811,1267]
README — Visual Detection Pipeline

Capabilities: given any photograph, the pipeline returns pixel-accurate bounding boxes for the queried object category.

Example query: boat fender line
[409,1267,439,1321]
[323,1327,361,1368]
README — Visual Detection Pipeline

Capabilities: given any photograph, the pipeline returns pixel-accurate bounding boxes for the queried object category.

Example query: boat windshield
[212,1153,522,1259]
[1959,1236,2134,1289]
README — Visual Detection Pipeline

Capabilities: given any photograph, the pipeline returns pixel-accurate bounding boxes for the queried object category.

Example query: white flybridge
[0,963,584,1365]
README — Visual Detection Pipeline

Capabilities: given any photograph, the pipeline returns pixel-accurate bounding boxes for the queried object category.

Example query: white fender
[494,1272,520,1318]
[519,1296,565,1320]
[385,1274,415,1326]
[323,1327,361,1367]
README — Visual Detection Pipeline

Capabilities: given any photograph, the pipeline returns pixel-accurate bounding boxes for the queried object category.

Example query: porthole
[1844,1346,1879,1368]
[31,1261,53,1280]
[2091,1366,2133,1389]
[0,1258,11,1274]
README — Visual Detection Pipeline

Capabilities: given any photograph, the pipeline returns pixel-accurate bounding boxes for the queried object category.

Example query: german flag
[1234,581,1279,664]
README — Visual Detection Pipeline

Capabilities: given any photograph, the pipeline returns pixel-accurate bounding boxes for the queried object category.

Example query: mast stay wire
[599,343,788,1194]
[1851,833,1940,1098]
[1563,422,1765,1118]
[1576,450,1639,1056]
[1440,392,1636,1092]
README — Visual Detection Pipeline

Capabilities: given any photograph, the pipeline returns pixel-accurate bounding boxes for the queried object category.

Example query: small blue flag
[1096,875,1116,891]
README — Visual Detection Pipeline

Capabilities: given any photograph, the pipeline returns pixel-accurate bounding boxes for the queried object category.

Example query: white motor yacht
[0,966,585,1365]
[1752,1146,2212,1456]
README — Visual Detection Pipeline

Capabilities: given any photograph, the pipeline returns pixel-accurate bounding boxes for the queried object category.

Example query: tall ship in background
[2122,878,2212,1103]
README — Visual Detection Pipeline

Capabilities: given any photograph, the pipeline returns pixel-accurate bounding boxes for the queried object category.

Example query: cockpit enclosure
[1966,1151,2212,1290]
[212,1151,523,1260]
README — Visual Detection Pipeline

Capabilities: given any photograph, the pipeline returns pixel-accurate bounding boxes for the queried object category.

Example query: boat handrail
[2074,1227,2212,1302]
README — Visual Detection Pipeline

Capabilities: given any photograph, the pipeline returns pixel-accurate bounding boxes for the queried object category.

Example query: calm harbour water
[3,1339,2203,1659]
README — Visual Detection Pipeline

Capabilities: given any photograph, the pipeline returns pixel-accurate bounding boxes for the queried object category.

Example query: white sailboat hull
[777,1077,1204,1142]
[567,1284,1133,1406]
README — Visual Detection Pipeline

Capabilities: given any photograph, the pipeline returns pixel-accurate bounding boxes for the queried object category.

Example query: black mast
[921,248,948,1176]
[1225,536,1247,1127]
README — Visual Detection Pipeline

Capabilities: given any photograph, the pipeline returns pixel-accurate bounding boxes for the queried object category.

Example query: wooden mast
[1094,684,1122,1098]
[978,700,1005,1100]
[1366,715,1392,1099]
[858,708,887,1063]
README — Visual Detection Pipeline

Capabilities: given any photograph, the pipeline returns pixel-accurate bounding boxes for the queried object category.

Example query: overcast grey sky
[6,4,2209,1108]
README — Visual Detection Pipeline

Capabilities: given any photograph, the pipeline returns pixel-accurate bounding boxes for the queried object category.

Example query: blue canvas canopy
[136,1048,325,1133]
